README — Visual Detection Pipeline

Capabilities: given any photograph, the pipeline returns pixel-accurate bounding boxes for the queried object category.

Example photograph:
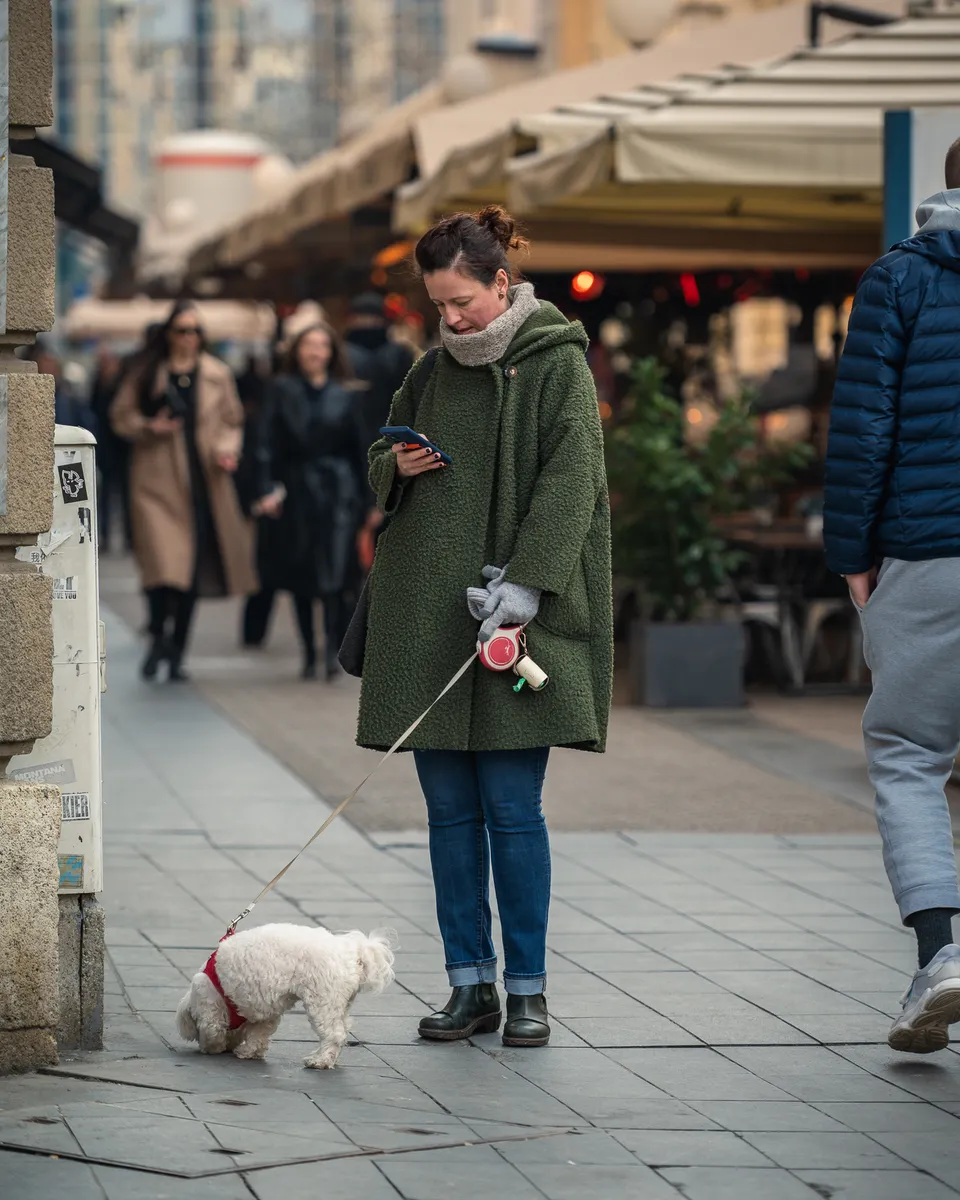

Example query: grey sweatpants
[860,558,960,923]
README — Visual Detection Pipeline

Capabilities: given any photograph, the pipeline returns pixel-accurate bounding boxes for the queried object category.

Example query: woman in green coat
[358,206,612,1046]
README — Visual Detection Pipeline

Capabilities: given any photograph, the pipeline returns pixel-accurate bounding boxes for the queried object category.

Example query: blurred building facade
[50,0,449,216]
[51,1,810,217]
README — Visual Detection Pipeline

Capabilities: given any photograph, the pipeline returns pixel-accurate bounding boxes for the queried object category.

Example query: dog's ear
[176,993,199,1042]
[357,929,396,994]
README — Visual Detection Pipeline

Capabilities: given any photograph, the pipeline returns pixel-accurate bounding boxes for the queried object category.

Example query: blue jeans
[413,747,551,996]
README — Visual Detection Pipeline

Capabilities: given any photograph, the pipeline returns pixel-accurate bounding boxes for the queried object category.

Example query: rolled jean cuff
[504,973,546,996]
[447,959,498,987]
[898,883,960,926]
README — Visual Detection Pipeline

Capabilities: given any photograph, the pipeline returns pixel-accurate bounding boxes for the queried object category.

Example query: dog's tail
[357,928,397,994]
[176,989,199,1042]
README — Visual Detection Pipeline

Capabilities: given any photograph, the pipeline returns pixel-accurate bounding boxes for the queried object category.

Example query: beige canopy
[62,298,276,342]
[395,0,910,233]
[186,0,895,284]
[187,83,444,278]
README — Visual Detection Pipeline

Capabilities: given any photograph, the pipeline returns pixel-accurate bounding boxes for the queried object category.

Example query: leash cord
[226,652,478,933]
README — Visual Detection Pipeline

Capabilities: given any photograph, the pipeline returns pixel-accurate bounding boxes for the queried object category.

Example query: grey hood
[916,189,960,232]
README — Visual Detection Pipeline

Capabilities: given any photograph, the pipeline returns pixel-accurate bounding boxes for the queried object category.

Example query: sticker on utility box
[9,758,76,786]
[61,792,90,821]
[57,463,88,503]
[53,576,78,600]
[58,855,83,889]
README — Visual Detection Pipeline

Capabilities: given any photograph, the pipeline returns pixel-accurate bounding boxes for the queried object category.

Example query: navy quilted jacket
[824,228,960,575]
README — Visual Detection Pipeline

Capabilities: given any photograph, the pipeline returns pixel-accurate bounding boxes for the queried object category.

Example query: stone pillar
[0,0,61,1075]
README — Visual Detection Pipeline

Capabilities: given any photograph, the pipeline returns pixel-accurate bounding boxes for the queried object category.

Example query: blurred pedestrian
[235,352,276,648]
[824,136,960,1054]
[110,300,256,682]
[253,321,369,679]
[344,292,416,452]
[89,344,133,552]
[30,342,98,435]
[358,206,613,1048]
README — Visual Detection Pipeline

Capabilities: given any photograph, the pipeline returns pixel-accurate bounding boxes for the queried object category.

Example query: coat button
[505,366,518,378]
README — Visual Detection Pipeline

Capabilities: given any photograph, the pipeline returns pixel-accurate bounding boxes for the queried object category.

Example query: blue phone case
[379,426,452,466]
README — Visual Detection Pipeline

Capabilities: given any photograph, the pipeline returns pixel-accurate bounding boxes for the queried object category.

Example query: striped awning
[395,4,956,239]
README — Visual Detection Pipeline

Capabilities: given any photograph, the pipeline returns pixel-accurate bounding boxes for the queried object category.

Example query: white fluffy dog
[175,923,395,1069]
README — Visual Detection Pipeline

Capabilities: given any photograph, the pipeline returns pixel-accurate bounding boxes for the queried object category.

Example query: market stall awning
[394,0,908,232]
[613,17,960,193]
[187,82,444,279]
[62,297,275,342]
[423,7,960,233]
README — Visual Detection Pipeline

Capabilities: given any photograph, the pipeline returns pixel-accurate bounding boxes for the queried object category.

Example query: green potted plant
[605,357,812,707]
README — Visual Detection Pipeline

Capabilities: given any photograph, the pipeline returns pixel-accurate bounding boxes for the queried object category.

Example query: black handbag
[339,348,439,678]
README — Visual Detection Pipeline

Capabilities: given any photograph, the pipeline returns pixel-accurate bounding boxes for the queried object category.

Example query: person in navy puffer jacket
[824,137,960,1057]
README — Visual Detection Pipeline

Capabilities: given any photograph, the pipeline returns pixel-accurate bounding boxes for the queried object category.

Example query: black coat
[255,374,367,596]
[345,330,416,452]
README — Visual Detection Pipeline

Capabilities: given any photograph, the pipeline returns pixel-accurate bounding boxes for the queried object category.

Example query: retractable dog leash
[477,624,549,693]
[226,651,478,934]
[225,626,550,936]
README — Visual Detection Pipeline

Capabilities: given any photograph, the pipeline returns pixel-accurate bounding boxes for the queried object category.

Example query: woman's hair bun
[415,205,528,283]
[475,205,528,254]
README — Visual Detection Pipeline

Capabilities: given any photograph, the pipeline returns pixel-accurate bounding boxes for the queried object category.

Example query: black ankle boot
[502,993,550,1047]
[141,637,167,681]
[301,648,318,680]
[167,648,190,682]
[418,984,501,1041]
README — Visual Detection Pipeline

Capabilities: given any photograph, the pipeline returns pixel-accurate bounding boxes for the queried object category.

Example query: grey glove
[469,563,541,643]
[466,563,507,621]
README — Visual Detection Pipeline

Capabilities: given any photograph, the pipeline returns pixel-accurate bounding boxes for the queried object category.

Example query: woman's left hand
[216,452,238,473]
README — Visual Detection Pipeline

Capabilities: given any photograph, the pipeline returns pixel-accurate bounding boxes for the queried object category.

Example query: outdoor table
[720,522,865,693]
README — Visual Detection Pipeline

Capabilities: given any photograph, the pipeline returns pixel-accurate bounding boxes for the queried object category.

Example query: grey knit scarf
[439,282,540,367]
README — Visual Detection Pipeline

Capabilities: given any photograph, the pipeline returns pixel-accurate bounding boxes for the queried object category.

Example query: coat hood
[508,300,589,364]
[916,189,960,233]
[897,190,960,274]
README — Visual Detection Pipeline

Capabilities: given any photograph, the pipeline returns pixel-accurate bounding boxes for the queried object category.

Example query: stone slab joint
[0,779,60,1074]
[6,157,54,335]
[8,0,53,133]
[0,569,52,747]
[0,370,53,536]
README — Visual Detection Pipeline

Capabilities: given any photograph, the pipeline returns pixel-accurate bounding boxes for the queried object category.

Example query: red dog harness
[201,930,246,1030]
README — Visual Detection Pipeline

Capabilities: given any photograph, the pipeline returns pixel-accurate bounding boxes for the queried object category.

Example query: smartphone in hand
[379,426,452,466]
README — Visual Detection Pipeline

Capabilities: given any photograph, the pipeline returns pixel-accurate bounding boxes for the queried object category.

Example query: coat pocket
[534,559,591,642]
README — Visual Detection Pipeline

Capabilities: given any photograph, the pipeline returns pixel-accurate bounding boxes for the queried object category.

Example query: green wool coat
[356,301,613,754]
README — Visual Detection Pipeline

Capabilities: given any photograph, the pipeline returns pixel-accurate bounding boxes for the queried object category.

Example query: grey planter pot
[629,619,745,708]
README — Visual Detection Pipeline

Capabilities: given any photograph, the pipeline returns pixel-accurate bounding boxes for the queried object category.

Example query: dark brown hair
[136,300,207,413]
[285,320,353,382]
[947,136,960,191]
[414,205,529,286]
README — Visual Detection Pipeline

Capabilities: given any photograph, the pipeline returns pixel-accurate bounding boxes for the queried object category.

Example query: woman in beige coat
[111,301,257,680]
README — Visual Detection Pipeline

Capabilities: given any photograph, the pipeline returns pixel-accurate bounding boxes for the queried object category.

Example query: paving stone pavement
[2,608,960,1199]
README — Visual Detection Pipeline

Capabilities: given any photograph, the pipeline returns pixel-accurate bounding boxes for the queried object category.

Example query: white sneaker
[888,943,960,1054]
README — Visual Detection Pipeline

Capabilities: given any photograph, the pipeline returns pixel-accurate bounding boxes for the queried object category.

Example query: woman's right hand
[392,440,445,478]
[148,408,181,436]
[253,492,283,518]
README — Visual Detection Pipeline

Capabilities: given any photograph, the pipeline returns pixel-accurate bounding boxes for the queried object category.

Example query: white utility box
[9,426,105,894]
